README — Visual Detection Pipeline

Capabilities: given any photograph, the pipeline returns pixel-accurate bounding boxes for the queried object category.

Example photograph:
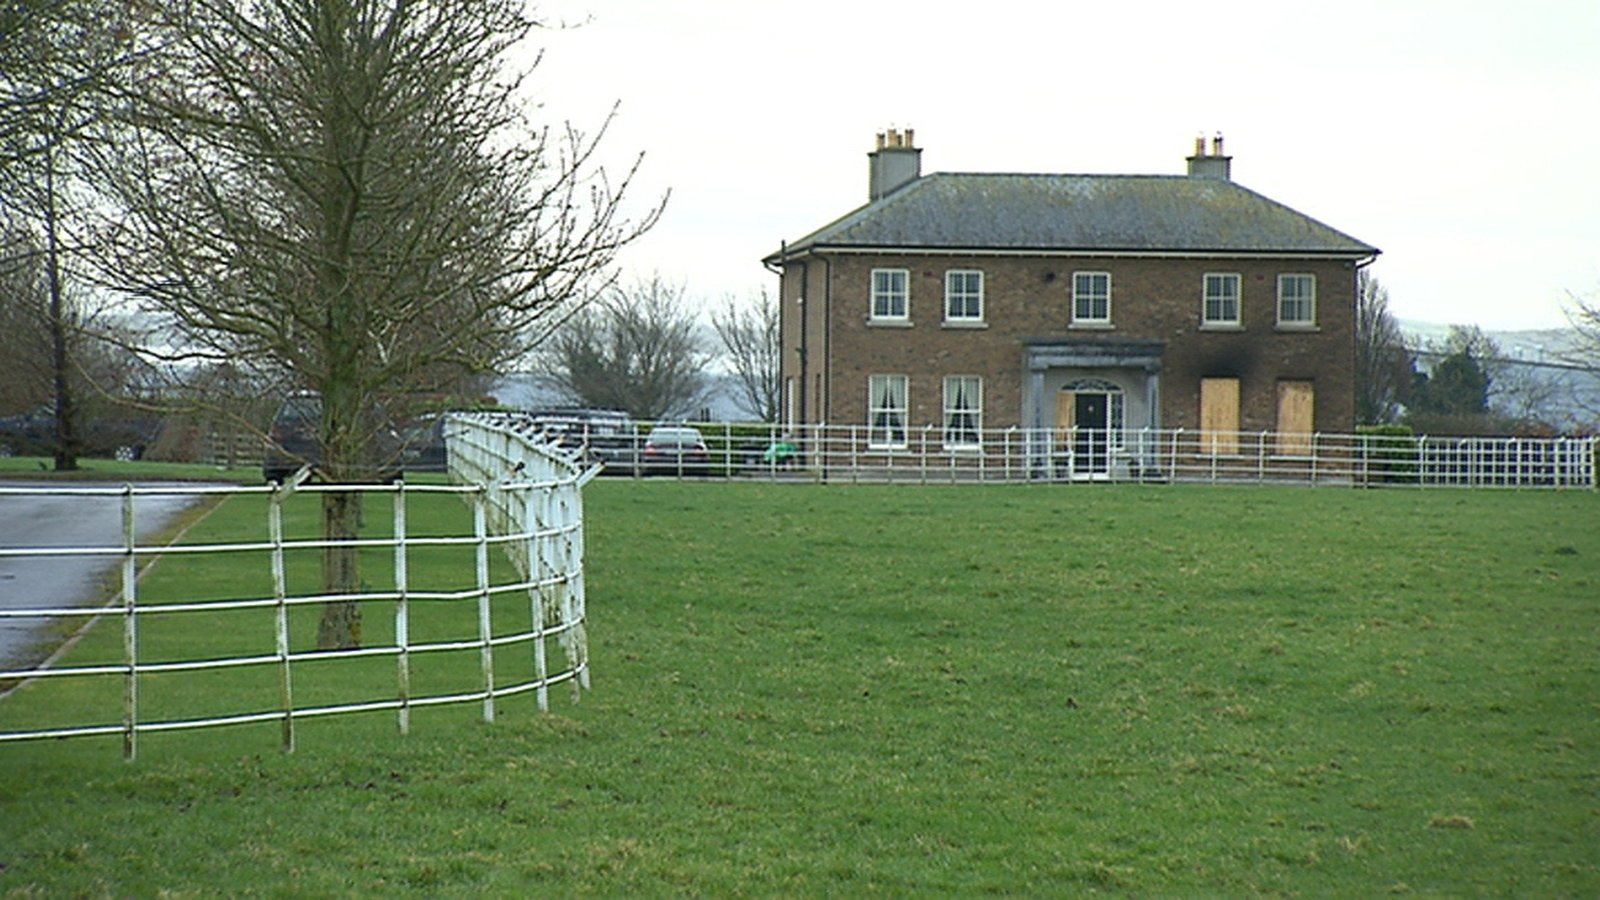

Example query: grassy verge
[0,455,255,482]
[1,481,1597,894]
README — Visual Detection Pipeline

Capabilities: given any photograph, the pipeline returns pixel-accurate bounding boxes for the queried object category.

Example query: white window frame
[944,270,984,323]
[1072,271,1112,326]
[870,269,909,322]
[1277,274,1316,327]
[1202,273,1241,327]
[942,375,982,450]
[867,374,908,449]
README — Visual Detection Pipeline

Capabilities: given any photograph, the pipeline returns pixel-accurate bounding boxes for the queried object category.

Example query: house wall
[785,253,1359,434]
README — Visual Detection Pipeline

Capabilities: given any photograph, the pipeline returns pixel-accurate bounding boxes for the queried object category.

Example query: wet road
[0,484,204,672]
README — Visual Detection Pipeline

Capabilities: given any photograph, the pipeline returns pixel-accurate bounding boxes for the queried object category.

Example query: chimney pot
[1186,133,1232,180]
[868,125,923,201]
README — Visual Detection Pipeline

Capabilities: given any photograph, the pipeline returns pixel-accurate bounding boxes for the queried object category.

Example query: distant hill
[489,372,754,423]
[1398,320,1581,366]
[1399,321,1598,431]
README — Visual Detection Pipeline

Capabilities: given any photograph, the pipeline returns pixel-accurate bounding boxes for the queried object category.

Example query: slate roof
[768,173,1379,261]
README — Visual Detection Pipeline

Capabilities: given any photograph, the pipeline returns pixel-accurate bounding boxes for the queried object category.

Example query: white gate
[0,413,596,759]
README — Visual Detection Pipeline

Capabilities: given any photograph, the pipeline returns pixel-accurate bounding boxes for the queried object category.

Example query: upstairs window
[944,270,983,322]
[943,376,982,449]
[1203,273,1241,326]
[868,374,908,448]
[871,269,909,321]
[1277,274,1316,327]
[1072,271,1111,325]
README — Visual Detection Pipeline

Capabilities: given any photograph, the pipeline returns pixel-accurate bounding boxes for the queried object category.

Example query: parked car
[737,438,800,472]
[640,425,710,475]
[262,392,436,483]
[0,406,160,461]
[262,391,324,483]
[526,408,640,474]
[398,414,448,474]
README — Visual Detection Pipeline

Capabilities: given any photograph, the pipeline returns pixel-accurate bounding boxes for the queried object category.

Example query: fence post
[1004,427,1014,482]
[529,483,550,712]
[393,483,411,736]
[121,486,139,761]
[473,487,495,724]
[850,425,859,484]
[562,481,591,694]
[920,425,931,485]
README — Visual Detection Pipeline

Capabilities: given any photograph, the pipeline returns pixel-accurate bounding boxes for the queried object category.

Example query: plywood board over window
[1199,378,1240,455]
[1276,381,1315,456]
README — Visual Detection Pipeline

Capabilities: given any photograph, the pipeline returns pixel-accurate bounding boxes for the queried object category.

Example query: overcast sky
[532,0,1599,331]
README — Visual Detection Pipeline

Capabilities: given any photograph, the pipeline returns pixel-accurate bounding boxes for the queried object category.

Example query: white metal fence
[0,413,596,759]
[599,422,1597,490]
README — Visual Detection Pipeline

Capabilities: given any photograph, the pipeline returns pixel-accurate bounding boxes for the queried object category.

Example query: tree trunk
[316,488,363,649]
[44,139,79,472]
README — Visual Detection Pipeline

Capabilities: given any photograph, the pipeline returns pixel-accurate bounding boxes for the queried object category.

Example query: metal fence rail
[0,414,596,759]
[587,421,1596,490]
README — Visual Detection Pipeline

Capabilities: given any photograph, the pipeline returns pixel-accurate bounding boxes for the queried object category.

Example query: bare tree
[1556,288,1600,428]
[1,0,132,469]
[0,230,53,416]
[711,289,780,422]
[1353,270,1411,425]
[96,1,659,648]
[546,275,707,420]
[1564,290,1600,365]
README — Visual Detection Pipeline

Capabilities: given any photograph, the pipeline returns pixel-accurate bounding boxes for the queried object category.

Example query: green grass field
[1,480,1597,895]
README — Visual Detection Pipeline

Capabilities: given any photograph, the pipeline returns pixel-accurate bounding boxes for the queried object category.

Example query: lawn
[1,480,1597,895]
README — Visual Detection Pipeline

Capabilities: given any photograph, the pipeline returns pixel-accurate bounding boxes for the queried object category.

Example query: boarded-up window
[1199,378,1240,455]
[1055,390,1076,445]
[1276,381,1315,456]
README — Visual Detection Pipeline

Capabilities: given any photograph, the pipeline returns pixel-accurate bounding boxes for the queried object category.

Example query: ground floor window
[943,376,982,449]
[868,374,908,448]
[1199,377,1240,455]
[1276,380,1315,456]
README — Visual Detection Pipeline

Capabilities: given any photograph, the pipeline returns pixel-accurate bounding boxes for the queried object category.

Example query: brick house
[764,130,1380,473]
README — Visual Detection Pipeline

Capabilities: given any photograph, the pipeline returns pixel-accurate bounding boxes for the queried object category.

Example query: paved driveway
[0,484,205,672]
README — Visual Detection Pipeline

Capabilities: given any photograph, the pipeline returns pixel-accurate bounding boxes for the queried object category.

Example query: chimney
[869,126,922,201]
[1186,132,1232,180]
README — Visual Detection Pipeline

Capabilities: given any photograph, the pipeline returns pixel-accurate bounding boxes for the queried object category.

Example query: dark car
[262,392,427,483]
[0,406,160,461]
[0,409,52,458]
[397,414,448,473]
[640,425,710,475]
[527,408,640,474]
[262,392,324,483]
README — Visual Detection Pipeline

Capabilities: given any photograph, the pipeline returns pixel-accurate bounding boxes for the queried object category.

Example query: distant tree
[1556,287,1600,429]
[96,1,658,649]
[547,276,707,420]
[710,289,779,422]
[1406,325,1510,434]
[1563,289,1600,364]
[1353,270,1412,424]
[1,0,132,470]
[1411,325,1495,417]
[0,227,158,450]
[0,230,53,416]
